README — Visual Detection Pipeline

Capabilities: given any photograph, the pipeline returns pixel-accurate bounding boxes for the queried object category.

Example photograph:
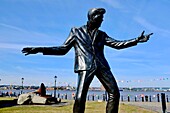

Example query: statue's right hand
[22,47,39,56]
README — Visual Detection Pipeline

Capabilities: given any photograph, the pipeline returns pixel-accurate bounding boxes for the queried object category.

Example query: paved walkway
[122,102,170,113]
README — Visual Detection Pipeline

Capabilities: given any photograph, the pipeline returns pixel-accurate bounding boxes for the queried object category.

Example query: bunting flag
[47,77,169,86]
[117,77,169,83]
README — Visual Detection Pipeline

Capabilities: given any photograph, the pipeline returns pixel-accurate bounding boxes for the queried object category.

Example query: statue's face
[90,14,103,28]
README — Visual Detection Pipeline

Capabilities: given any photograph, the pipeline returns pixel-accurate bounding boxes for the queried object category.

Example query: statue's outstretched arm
[105,31,153,49]
[22,28,75,56]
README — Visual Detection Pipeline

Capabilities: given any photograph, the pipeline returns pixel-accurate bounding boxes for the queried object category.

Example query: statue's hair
[87,8,106,20]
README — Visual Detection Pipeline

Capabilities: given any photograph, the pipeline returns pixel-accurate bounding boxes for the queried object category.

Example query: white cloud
[0,23,27,32]
[134,17,170,37]
[0,23,63,45]
[99,0,123,9]
[0,42,24,50]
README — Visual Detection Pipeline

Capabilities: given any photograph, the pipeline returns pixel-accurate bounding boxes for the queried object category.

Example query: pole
[161,93,166,113]
[21,78,24,94]
[54,76,57,98]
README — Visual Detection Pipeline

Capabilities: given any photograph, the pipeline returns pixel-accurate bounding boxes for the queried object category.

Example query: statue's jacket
[43,25,138,73]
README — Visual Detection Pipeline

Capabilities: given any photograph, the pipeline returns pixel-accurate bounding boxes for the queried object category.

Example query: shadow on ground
[0,99,17,108]
[0,99,70,109]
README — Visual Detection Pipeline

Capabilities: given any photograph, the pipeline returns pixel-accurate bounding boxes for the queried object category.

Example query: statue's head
[87,8,106,29]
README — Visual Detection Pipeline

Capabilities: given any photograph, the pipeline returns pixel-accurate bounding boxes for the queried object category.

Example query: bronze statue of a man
[22,8,153,113]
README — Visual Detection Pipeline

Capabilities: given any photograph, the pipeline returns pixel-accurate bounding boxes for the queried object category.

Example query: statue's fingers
[141,31,145,36]
[25,53,29,56]
[22,48,28,50]
[23,47,32,51]
[146,33,153,39]
[22,50,30,53]
[149,33,153,36]
[22,50,26,53]
[22,49,26,52]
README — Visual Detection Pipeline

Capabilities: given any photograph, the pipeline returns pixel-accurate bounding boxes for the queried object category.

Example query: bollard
[149,95,152,102]
[157,94,160,102]
[141,97,144,102]
[87,95,90,101]
[135,96,137,102]
[105,91,108,101]
[58,93,60,98]
[128,95,130,102]
[14,92,16,97]
[145,95,148,102]
[161,93,166,113]
[65,93,67,99]
[166,95,169,102]
[97,95,99,100]
[103,94,106,101]
[92,94,95,101]
[121,95,123,102]
[141,94,144,102]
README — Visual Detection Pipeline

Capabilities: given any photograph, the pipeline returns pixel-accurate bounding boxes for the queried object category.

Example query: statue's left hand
[138,31,153,43]
[22,47,40,56]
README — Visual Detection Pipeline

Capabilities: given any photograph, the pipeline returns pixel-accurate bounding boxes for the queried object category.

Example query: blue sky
[0,0,170,87]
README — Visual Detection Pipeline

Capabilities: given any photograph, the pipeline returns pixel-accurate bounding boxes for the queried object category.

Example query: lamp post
[0,79,1,95]
[54,76,57,98]
[21,78,24,94]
